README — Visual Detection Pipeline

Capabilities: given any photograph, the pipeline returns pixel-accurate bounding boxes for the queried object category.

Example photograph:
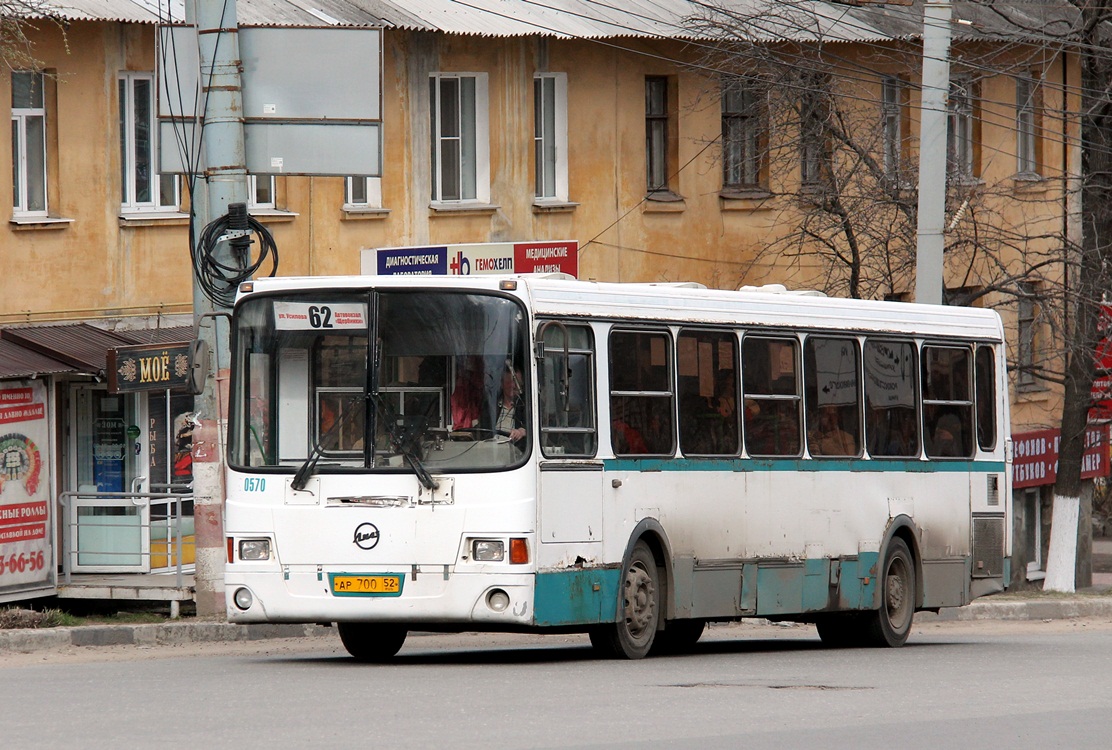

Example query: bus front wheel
[589,541,660,659]
[862,537,916,647]
[337,622,408,662]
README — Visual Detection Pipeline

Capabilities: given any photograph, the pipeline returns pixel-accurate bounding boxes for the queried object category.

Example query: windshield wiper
[370,393,440,492]
[291,395,367,492]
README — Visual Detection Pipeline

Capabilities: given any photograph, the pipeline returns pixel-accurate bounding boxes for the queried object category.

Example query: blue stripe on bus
[533,554,883,625]
[604,458,1007,473]
[534,568,621,626]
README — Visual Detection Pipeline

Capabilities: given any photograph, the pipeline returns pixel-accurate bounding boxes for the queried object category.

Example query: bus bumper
[225,566,536,626]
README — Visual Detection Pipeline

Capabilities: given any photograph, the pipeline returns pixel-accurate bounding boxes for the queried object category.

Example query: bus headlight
[472,540,505,562]
[239,539,271,561]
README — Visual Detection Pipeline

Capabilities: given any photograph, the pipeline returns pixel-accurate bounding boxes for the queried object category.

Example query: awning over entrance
[0,323,192,379]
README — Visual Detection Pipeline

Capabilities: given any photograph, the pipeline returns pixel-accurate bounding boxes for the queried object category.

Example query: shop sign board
[1012,424,1110,489]
[361,241,578,278]
[108,342,194,394]
[0,379,54,602]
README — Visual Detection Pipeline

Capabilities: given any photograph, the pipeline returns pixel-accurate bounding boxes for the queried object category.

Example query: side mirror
[189,339,210,395]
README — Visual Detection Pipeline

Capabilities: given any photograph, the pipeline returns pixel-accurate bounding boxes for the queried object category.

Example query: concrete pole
[915,0,952,305]
[187,0,249,617]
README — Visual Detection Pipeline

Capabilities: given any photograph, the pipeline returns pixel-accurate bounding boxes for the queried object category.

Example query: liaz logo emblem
[353,523,380,550]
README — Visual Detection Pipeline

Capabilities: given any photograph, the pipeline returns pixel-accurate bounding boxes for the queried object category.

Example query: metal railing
[59,485,194,587]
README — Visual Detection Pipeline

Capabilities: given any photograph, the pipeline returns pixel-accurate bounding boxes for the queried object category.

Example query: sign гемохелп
[107,342,194,394]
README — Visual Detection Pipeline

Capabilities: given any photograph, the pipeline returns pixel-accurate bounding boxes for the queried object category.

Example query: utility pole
[915,0,953,305]
[188,0,249,617]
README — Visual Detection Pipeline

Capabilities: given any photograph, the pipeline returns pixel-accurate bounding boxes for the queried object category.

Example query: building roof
[0,324,193,379]
[13,0,1077,44]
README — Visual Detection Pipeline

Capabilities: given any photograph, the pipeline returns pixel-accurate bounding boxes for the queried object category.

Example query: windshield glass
[230,290,529,473]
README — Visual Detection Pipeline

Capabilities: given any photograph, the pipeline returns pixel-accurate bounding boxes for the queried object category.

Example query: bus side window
[975,346,997,451]
[804,336,861,457]
[609,330,675,456]
[742,336,801,456]
[539,324,597,457]
[677,329,739,456]
[864,339,919,457]
[922,345,973,458]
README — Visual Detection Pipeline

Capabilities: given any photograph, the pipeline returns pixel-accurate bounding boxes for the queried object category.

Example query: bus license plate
[330,574,403,597]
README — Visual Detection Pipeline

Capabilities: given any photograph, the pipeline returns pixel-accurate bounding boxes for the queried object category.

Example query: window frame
[645,76,670,193]
[248,174,277,210]
[677,328,740,457]
[345,176,382,209]
[119,71,181,213]
[538,321,597,458]
[533,73,569,203]
[429,72,490,204]
[947,77,977,182]
[608,328,675,457]
[741,334,803,457]
[1015,74,1040,176]
[11,70,48,217]
[921,344,974,459]
[803,335,863,458]
[1016,281,1042,390]
[721,77,763,190]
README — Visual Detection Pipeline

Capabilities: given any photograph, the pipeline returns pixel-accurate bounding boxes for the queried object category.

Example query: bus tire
[651,619,706,655]
[589,541,660,659]
[862,537,916,647]
[337,622,408,662]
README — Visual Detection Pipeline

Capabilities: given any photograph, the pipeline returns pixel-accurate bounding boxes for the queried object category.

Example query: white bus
[224,274,1011,659]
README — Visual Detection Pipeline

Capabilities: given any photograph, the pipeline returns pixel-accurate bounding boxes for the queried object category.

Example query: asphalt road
[3,618,1111,749]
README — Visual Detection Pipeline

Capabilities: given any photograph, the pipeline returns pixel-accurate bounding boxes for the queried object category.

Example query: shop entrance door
[68,385,150,572]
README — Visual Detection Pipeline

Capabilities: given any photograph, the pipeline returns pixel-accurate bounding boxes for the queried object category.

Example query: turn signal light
[227,537,234,563]
[509,537,529,564]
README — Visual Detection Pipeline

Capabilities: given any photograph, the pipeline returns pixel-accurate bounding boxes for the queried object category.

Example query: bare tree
[0,1,59,70]
[685,0,1105,590]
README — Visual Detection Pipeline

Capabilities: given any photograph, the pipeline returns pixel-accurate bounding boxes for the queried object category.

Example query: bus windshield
[230,290,529,473]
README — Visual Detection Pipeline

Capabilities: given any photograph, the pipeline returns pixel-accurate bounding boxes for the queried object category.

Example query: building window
[248,175,276,210]
[429,73,489,203]
[345,176,381,209]
[882,76,906,181]
[534,73,568,202]
[119,72,179,212]
[1016,75,1039,176]
[799,86,829,186]
[645,76,670,193]
[1016,281,1042,389]
[12,70,47,216]
[948,78,976,181]
[722,78,762,189]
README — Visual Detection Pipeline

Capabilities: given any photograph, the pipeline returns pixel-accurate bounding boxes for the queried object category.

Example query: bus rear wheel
[589,541,660,659]
[337,622,408,662]
[862,537,916,647]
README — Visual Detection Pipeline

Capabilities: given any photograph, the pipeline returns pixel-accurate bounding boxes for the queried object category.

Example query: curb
[4,599,1112,655]
[920,597,1112,622]
[1,622,332,655]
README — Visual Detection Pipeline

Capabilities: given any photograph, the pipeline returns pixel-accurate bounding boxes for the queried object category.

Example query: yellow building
[0,1,1085,595]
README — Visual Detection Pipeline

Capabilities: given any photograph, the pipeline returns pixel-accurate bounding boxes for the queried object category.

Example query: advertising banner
[0,379,53,600]
[1012,424,1110,489]
[363,241,578,278]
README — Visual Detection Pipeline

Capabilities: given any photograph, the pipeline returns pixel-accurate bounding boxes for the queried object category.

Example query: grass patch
[1,605,174,629]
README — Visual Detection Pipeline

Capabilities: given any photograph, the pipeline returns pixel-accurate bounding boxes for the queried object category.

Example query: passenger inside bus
[495,363,527,445]
[809,404,857,456]
[450,356,484,430]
